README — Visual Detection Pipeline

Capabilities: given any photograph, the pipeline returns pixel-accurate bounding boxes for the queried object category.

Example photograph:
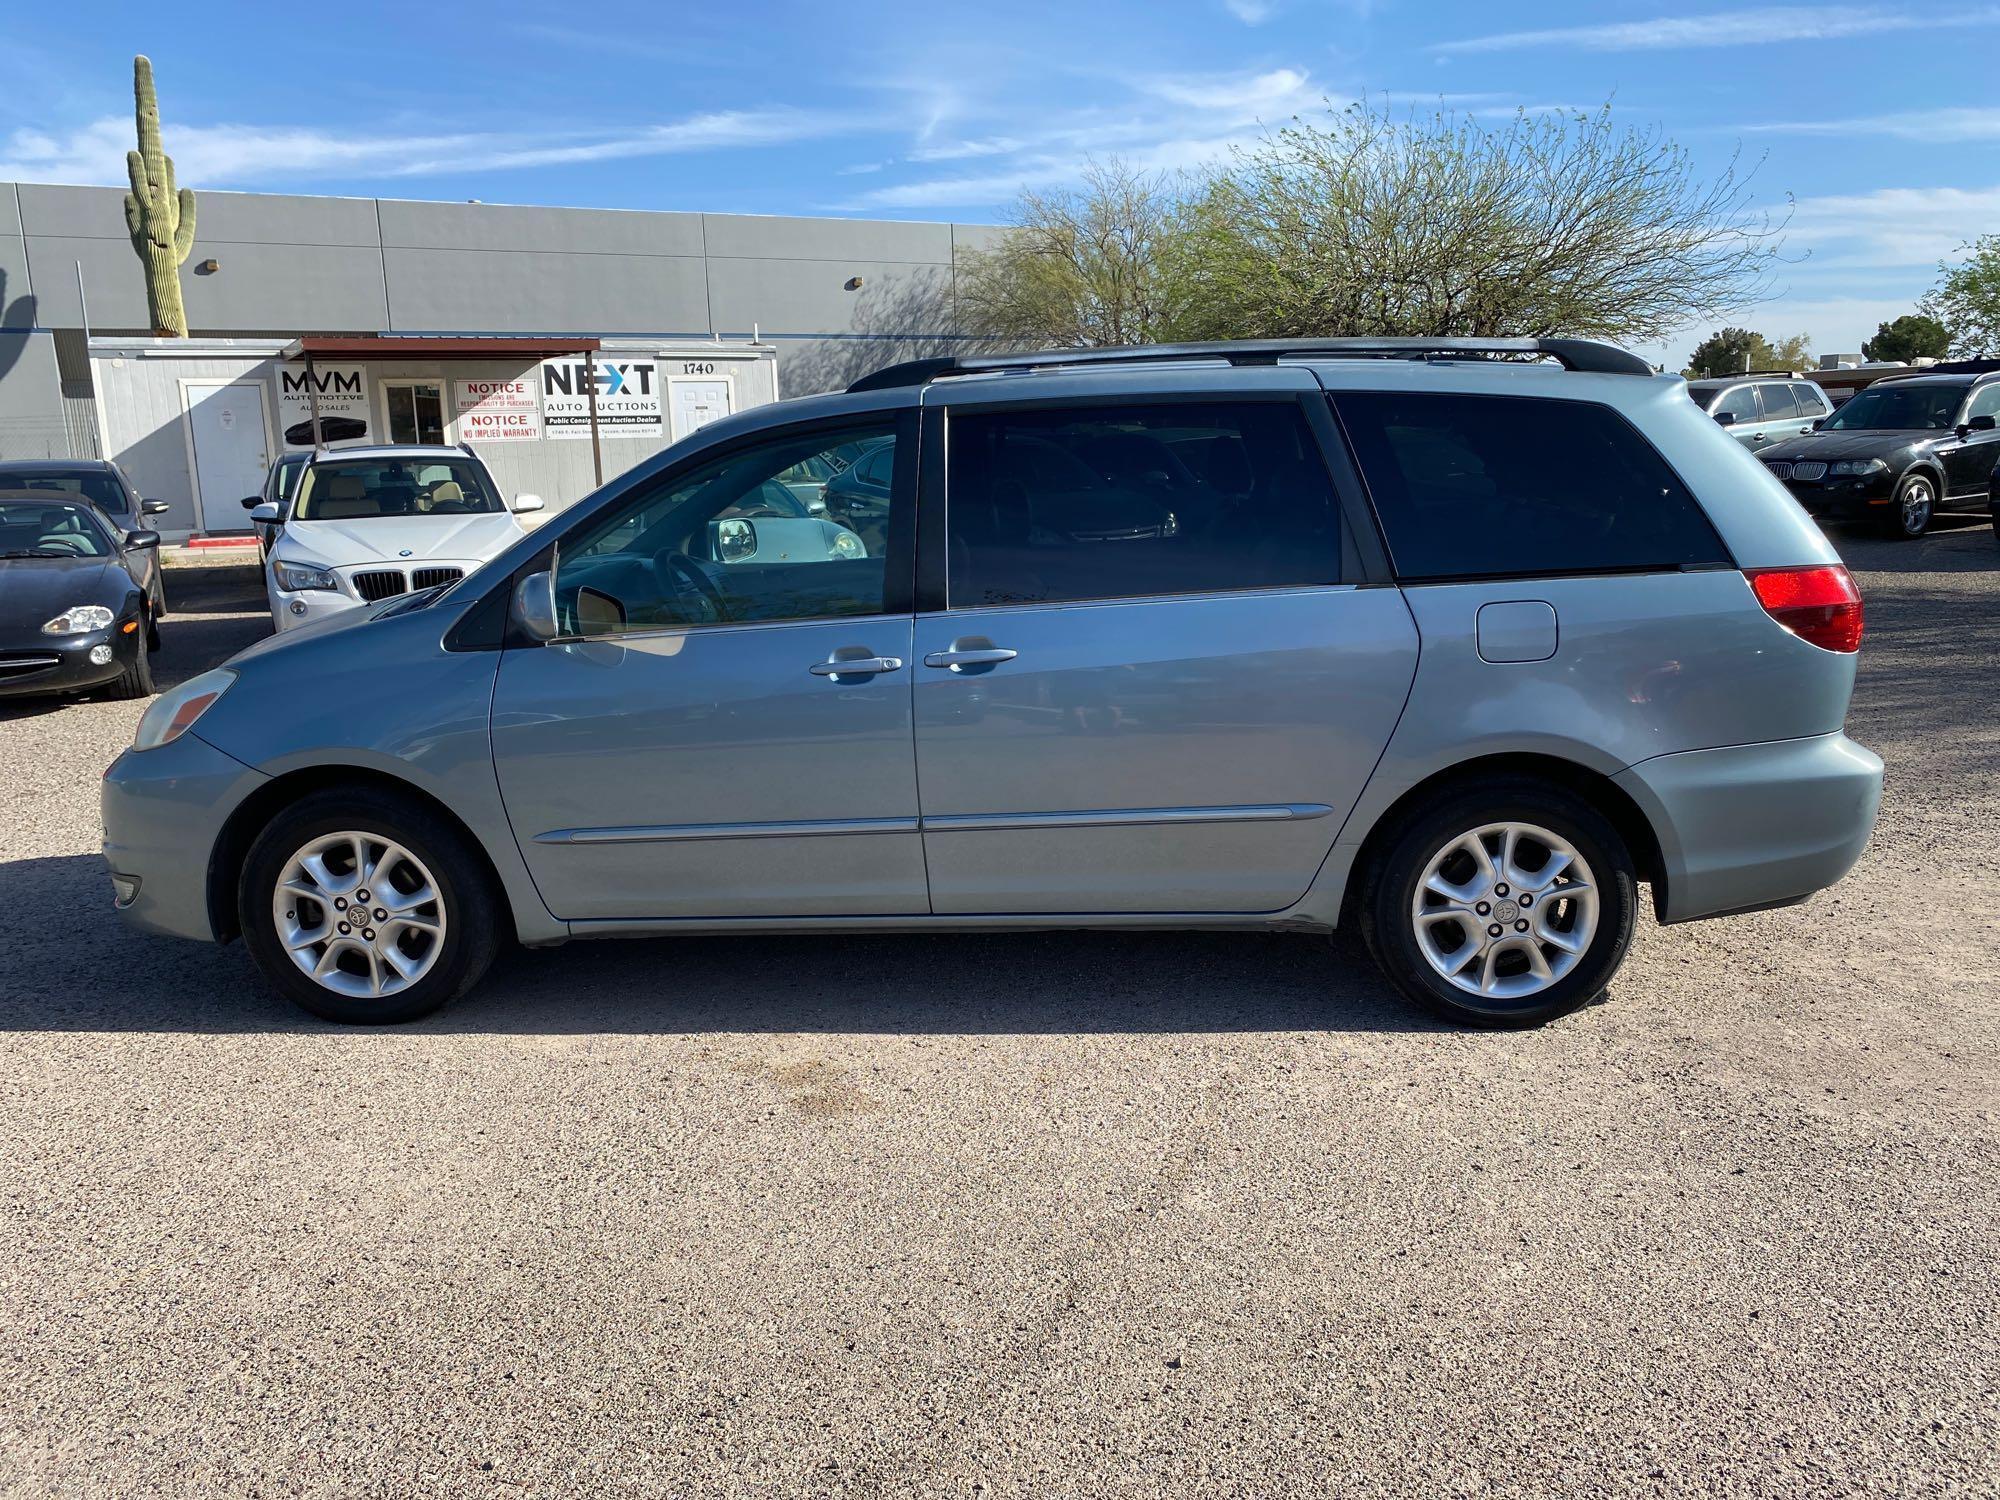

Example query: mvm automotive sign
[539,358,662,440]
[276,363,370,446]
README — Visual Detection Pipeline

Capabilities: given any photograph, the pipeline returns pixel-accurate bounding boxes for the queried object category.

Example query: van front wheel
[239,787,503,1024]
[1359,779,1639,1028]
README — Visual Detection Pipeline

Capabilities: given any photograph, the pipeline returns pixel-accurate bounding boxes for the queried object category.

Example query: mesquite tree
[961,102,1791,351]
[123,56,196,337]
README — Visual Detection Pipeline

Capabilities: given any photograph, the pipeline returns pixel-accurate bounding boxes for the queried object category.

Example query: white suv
[259,445,543,631]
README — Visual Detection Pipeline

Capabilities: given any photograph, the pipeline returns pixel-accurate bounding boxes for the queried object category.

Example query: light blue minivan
[103,339,1882,1028]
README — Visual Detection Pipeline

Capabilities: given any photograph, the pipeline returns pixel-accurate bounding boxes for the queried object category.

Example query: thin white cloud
[1145,67,1314,114]
[834,64,1326,210]
[1223,0,1275,22]
[0,108,858,187]
[1784,184,2000,267]
[1744,106,2000,142]
[1437,5,2000,55]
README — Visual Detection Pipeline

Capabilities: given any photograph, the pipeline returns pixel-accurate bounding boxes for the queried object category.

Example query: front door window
[385,383,445,445]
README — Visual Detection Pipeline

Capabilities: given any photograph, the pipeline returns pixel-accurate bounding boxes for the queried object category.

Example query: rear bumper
[1614,732,1882,924]
[101,730,268,942]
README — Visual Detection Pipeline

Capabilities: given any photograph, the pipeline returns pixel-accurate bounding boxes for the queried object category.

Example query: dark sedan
[0,497,161,700]
[1756,366,2000,538]
[0,458,171,617]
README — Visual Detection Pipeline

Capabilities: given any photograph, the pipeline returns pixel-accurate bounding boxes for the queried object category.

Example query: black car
[0,458,171,617]
[1755,362,2000,538]
[0,496,162,700]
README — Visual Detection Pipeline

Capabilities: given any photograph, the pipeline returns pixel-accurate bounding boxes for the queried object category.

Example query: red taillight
[1746,564,1864,653]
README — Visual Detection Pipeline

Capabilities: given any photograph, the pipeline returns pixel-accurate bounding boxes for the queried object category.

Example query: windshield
[0,469,128,512]
[293,457,502,521]
[1824,383,1965,431]
[0,499,114,558]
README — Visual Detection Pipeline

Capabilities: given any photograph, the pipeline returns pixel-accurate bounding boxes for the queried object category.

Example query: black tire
[1885,471,1936,539]
[1358,777,1639,1028]
[105,636,154,699]
[238,786,505,1024]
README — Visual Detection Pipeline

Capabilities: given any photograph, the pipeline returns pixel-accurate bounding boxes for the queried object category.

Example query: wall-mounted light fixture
[845,276,865,291]
[195,258,221,275]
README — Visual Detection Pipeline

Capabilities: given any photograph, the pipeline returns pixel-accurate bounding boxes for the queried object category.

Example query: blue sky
[4,1,1997,365]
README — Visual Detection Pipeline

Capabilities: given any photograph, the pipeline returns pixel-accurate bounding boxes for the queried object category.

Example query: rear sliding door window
[1331,392,1728,581]
[946,401,1344,607]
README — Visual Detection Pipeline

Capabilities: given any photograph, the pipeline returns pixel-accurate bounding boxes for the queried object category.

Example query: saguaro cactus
[122,55,196,337]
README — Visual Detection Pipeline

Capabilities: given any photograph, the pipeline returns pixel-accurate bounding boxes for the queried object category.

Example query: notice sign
[277,363,369,446]
[540,358,662,440]
[454,377,541,442]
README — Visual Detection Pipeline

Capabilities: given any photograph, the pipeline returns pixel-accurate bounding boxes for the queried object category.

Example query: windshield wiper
[0,548,74,559]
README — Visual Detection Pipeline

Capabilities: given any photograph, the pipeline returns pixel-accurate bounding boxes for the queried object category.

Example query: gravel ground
[1,525,1995,1498]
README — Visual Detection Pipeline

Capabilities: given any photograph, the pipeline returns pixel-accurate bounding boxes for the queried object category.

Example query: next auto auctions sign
[454,377,541,442]
[539,357,662,440]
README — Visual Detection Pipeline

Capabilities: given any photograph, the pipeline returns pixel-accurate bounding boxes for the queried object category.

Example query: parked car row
[1689,361,2000,538]
[100,337,1884,1034]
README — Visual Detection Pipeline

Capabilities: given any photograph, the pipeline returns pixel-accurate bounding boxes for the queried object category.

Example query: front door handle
[809,653,903,677]
[924,646,1018,670]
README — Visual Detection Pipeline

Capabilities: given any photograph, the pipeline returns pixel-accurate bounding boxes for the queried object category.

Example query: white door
[183,381,271,533]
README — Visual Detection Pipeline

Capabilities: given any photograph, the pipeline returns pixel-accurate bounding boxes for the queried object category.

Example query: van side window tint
[1331,392,1729,581]
[946,401,1344,608]
[556,423,894,633]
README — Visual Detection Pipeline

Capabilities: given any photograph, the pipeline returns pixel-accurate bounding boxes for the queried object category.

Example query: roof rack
[846,337,1654,393]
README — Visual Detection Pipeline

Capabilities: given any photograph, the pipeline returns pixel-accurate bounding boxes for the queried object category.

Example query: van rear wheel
[239,786,503,1024]
[1359,779,1638,1028]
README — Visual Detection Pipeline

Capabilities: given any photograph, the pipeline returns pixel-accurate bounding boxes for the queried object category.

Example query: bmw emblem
[398,549,413,558]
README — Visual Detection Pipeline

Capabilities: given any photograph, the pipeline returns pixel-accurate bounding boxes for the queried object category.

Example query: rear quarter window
[1331,391,1730,582]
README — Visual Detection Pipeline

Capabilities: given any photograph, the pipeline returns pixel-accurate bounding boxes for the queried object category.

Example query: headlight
[830,529,866,560]
[273,558,339,592]
[133,668,235,752]
[43,604,115,635]
[1828,458,1889,477]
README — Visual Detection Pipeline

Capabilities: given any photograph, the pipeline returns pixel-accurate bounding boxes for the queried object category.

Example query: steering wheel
[663,551,727,623]
[36,535,90,556]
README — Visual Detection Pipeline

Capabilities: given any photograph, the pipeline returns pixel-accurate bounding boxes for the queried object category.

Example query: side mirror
[512,493,545,514]
[141,500,171,516]
[240,495,264,510]
[1713,410,1737,427]
[249,502,281,524]
[1811,418,1827,431]
[124,529,160,550]
[1969,414,1997,432]
[514,569,559,641]
[713,517,758,563]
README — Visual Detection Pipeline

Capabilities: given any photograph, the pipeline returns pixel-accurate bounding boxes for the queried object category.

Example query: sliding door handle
[923,647,1018,670]
[809,654,903,677]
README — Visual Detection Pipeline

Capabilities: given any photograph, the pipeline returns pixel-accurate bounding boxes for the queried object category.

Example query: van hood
[278,511,522,568]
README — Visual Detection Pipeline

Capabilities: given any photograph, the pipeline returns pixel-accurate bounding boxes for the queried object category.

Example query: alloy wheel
[1409,821,1599,1000]
[273,831,447,998]
[1901,477,1933,535]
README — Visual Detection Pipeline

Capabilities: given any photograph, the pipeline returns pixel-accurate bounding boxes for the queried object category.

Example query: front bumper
[268,582,363,632]
[102,730,269,942]
[1613,732,1883,924]
[0,628,140,699]
[1772,469,1897,521]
